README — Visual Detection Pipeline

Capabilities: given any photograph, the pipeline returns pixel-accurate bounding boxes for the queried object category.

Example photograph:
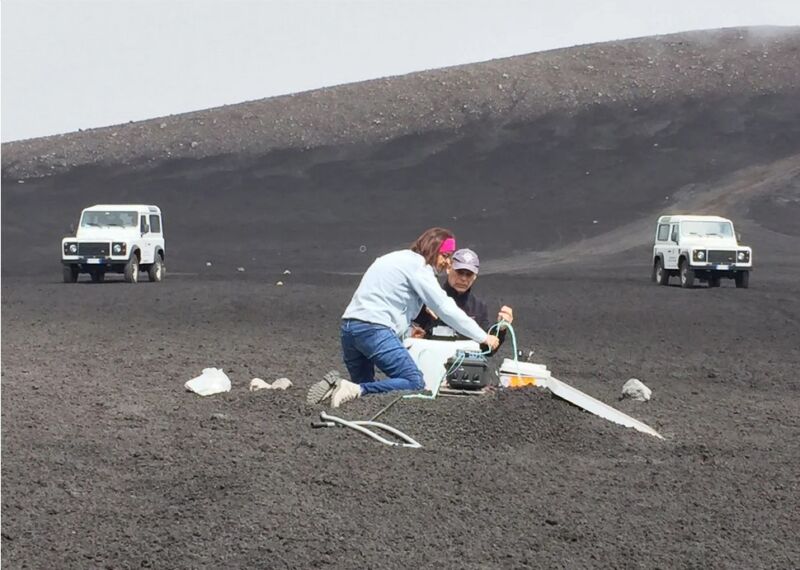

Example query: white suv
[61,204,165,283]
[651,215,752,288]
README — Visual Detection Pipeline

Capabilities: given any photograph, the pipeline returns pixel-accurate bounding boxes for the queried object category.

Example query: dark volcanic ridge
[3,26,799,179]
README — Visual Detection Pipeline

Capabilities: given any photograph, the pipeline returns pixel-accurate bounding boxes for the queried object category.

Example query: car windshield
[681,221,733,237]
[81,210,137,228]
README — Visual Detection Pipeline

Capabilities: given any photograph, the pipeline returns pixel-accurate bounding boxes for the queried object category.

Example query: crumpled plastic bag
[185,368,231,396]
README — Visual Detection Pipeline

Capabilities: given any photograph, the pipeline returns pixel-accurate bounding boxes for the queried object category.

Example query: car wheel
[62,265,79,283]
[735,271,749,289]
[124,255,139,283]
[709,276,721,288]
[148,254,164,282]
[654,258,670,286]
[89,268,105,283]
[679,259,695,289]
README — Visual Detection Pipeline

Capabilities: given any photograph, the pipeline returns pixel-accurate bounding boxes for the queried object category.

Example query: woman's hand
[484,334,500,350]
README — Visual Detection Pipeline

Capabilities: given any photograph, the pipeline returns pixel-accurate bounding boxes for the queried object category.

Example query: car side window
[149,215,161,233]
[670,225,679,243]
[657,224,670,241]
[140,215,148,233]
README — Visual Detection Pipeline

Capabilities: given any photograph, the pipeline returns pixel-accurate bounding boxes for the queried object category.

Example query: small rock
[276,281,284,286]
[249,378,271,391]
[210,413,231,421]
[621,378,652,402]
[271,378,292,390]
[190,141,199,148]
[205,261,212,266]
[237,267,245,272]
[283,269,291,275]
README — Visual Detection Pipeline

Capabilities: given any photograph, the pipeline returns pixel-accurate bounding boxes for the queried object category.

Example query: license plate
[87,258,102,264]
[715,264,729,270]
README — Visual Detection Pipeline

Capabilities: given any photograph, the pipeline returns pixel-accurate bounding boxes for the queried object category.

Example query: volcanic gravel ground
[2,261,799,568]
[3,27,800,569]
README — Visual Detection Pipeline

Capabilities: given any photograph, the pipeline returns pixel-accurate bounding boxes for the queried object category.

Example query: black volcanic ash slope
[2,27,799,277]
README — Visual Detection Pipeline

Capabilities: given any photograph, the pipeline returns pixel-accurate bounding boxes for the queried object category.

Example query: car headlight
[65,243,78,254]
[112,242,126,255]
[693,250,706,262]
[737,251,749,262]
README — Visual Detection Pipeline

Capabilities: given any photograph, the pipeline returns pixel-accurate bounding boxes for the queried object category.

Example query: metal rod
[369,395,404,421]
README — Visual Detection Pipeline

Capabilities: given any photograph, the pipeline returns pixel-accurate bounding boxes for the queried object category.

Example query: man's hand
[483,334,500,350]
[497,305,514,324]
[410,324,426,339]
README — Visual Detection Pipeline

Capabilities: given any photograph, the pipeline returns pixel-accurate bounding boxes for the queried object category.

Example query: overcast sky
[2,0,799,142]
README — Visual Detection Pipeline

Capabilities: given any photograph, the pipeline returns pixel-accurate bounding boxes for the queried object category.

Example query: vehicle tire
[124,255,139,283]
[654,258,670,286]
[735,271,749,289]
[89,268,105,283]
[709,276,721,288]
[148,254,164,282]
[679,259,695,289]
[62,265,79,283]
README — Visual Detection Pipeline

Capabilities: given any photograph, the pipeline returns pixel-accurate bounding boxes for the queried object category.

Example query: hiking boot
[306,370,341,405]
[331,379,362,408]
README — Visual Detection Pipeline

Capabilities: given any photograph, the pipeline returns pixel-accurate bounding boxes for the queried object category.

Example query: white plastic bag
[185,368,231,396]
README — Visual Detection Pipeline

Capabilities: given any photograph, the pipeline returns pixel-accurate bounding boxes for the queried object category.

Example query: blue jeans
[340,319,425,395]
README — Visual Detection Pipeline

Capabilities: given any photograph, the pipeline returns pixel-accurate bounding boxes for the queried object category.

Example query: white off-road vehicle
[651,215,752,288]
[61,204,165,283]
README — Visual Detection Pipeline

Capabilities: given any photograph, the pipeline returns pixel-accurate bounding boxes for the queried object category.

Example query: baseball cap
[452,248,480,274]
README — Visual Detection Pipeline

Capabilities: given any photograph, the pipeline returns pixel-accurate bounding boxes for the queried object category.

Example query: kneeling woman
[308,227,500,408]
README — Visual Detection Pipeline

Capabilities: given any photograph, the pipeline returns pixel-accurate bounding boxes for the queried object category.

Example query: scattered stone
[249,378,271,391]
[205,261,212,266]
[237,267,245,272]
[621,378,652,402]
[283,269,291,275]
[276,281,284,286]
[190,141,199,148]
[210,413,231,421]
[271,378,292,390]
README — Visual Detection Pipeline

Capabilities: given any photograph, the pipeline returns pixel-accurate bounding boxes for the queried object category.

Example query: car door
[664,224,679,269]
[654,223,670,266]
[139,214,154,264]
[149,214,164,259]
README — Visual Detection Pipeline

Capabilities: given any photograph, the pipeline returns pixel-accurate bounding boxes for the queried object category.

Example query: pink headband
[439,237,456,254]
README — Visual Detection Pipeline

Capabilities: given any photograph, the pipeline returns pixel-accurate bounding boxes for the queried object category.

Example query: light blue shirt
[342,249,487,343]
